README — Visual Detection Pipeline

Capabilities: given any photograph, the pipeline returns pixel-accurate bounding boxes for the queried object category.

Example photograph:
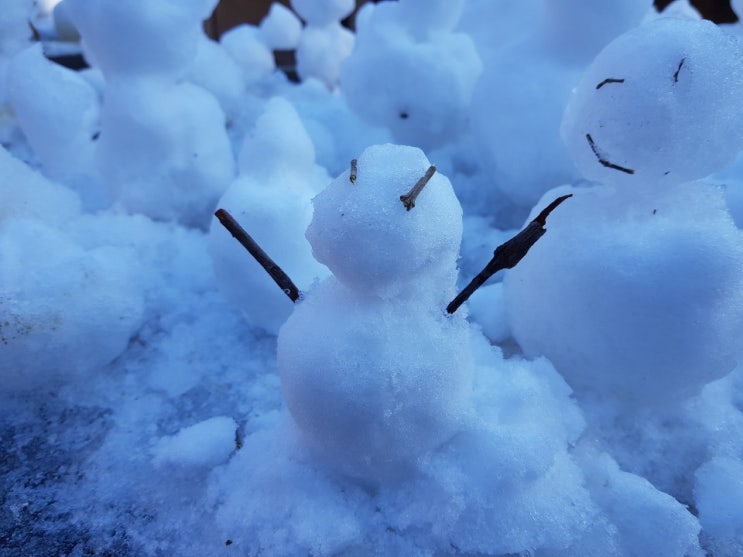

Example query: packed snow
[2,1,743,556]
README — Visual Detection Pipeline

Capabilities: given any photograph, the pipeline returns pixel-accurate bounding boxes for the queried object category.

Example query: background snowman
[504,16,743,407]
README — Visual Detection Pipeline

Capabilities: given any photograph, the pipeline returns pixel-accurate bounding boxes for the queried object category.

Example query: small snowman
[64,0,235,228]
[504,17,743,406]
[292,0,355,89]
[340,0,481,151]
[276,144,474,484]
[209,97,330,334]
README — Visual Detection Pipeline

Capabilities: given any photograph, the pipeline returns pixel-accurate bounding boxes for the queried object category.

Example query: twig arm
[214,209,300,303]
[446,194,572,314]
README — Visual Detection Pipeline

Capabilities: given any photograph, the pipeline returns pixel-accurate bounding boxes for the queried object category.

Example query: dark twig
[28,20,41,42]
[673,58,685,83]
[596,78,624,89]
[400,165,437,210]
[586,133,634,175]
[350,159,358,184]
[214,208,300,303]
[446,194,572,314]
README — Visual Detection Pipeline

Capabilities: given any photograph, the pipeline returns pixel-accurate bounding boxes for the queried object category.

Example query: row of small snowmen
[219,15,743,486]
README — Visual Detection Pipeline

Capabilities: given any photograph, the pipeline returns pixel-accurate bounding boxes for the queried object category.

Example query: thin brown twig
[446,194,572,314]
[400,165,437,211]
[214,208,300,303]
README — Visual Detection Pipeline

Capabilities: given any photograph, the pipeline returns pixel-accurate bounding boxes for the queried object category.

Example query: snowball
[278,278,474,483]
[292,0,354,25]
[562,17,743,189]
[152,416,237,468]
[694,456,743,554]
[306,144,462,300]
[259,2,303,50]
[341,17,481,150]
[504,183,743,404]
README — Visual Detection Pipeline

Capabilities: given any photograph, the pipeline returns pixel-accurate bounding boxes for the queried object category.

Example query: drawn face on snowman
[561,17,743,189]
[305,143,463,299]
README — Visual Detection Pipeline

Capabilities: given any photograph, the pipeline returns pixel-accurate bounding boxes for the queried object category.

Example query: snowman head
[306,144,463,299]
[561,17,743,189]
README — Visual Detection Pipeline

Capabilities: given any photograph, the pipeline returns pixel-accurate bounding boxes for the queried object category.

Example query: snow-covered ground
[2,0,743,555]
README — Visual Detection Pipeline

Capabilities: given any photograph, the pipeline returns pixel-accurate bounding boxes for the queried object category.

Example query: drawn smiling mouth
[585,133,635,175]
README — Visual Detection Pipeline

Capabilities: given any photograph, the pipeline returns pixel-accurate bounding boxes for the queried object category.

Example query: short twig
[214,209,300,303]
[350,159,358,184]
[586,133,634,175]
[673,58,685,83]
[400,165,436,211]
[446,194,572,314]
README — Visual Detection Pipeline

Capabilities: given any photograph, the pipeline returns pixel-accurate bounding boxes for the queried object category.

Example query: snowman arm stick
[446,194,572,314]
[214,208,301,303]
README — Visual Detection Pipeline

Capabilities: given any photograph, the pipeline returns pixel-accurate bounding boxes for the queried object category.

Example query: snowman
[339,0,481,151]
[209,97,330,334]
[276,143,474,484]
[64,0,234,229]
[292,0,355,89]
[503,16,743,406]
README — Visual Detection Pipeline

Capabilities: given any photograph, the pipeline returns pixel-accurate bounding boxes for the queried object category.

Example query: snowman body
[277,144,473,483]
